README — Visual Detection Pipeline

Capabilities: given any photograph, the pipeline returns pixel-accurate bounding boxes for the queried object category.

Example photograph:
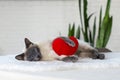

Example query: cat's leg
[76,40,105,59]
[61,56,79,62]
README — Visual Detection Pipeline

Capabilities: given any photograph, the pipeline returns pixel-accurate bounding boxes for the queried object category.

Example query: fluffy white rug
[0,52,120,73]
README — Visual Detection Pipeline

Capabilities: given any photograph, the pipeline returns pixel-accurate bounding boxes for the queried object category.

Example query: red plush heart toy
[52,36,78,56]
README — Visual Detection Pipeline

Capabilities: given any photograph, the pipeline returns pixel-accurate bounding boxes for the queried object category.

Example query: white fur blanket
[0,52,120,73]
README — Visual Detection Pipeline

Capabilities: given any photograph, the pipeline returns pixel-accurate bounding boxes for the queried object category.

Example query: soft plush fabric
[0,52,120,72]
[52,36,78,56]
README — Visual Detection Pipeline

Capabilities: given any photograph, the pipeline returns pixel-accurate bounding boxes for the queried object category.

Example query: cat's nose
[34,54,42,61]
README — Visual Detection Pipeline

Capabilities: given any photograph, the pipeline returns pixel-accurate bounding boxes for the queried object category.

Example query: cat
[15,37,105,62]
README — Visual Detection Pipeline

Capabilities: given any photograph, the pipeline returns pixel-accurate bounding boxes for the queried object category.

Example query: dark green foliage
[68,23,81,39]
[68,0,112,48]
[76,26,81,39]
[96,0,113,48]
[79,0,96,47]
[68,23,75,37]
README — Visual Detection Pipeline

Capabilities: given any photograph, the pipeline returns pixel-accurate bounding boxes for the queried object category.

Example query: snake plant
[68,0,112,48]
[68,23,81,39]
[96,0,113,48]
[79,0,97,47]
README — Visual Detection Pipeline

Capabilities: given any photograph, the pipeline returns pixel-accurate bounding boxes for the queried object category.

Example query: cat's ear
[15,53,24,60]
[24,38,33,48]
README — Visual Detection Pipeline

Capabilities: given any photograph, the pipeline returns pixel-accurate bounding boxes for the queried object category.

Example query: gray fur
[15,37,105,62]
[25,46,42,61]
[61,37,75,47]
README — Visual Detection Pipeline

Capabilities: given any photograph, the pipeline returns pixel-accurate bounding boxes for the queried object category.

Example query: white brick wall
[0,0,119,55]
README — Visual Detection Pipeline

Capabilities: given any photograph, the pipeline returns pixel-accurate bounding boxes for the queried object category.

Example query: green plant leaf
[103,16,113,47]
[98,19,107,48]
[102,0,112,47]
[83,0,89,42]
[76,26,81,39]
[83,0,88,28]
[71,23,75,36]
[96,0,112,48]
[68,23,75,37]
[68,24,71,37]
[92,17,96,47]
[96,7,102,48]
[89,29,93,46]
[81,27,86,41]
[88,13,94,22]
[105,0,111,17]
[79,0,84,28]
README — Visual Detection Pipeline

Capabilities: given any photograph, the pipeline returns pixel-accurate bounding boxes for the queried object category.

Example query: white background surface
[0,52,120,80]
[0,68,120,80]
[0,0,119,55]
